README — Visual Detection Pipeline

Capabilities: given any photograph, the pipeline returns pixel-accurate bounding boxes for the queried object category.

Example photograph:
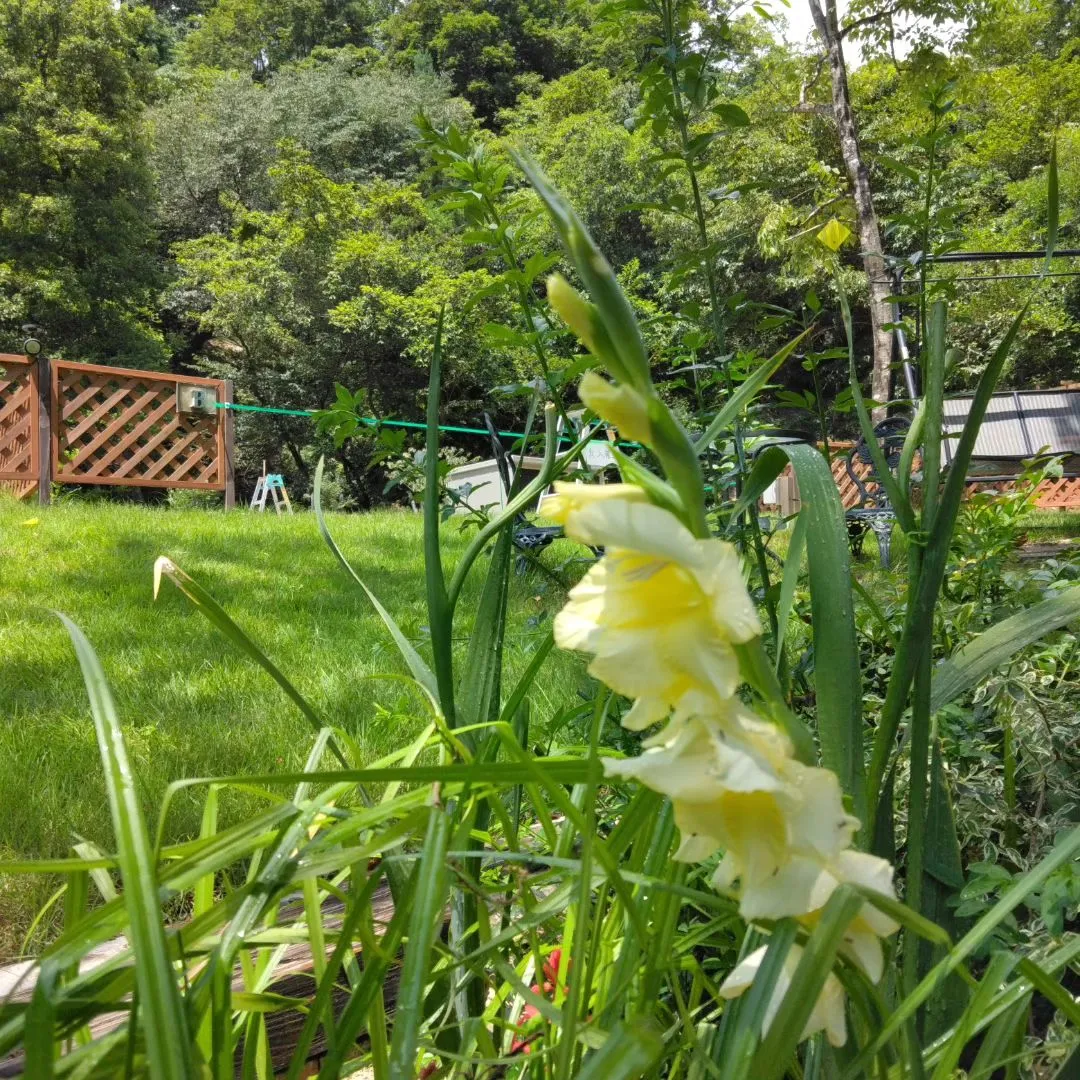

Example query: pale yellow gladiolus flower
[739,849,899,983]
[549,492,761,726]
[604,708,857,870]
[719,943,848,1047]
[577,370,652,444]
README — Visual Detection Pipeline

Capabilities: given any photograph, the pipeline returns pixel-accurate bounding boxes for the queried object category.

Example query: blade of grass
[423,307,456,724]
[153,557,347,768]
[718,921,799,1080]
[750,887,864,1080]
[576,1021,664,1079]
[387,801,452,1080]
[694,331,812,454]
[314,457,438,700]
[966,994,1030,1080]
[843,823,1080,1078]
[866,304,1028,828]
[284,867,384,1080]
[57,615,193,1080]
[930,951,1016,1080]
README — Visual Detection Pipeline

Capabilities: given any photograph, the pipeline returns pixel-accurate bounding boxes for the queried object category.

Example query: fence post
[223,379,235,509]
[778,469,800,516]
[36,354,51,507]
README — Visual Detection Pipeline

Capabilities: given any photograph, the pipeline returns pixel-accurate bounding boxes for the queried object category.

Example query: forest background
[2,0,1075,504]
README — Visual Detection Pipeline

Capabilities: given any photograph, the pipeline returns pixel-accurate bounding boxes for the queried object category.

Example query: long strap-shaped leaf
[865,304,1028,827]
[693,329,811,455]
[153,556,348,768]
[930,585,1080,713]
[387,803,452,1080]
[731,443,863,814]
[423,308,457,723]
[575,1021,664,1080]
[58,616,194,1080]
[843,823,1080,1078]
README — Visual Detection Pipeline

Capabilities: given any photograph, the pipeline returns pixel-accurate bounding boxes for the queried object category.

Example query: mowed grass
[0,496,588,954]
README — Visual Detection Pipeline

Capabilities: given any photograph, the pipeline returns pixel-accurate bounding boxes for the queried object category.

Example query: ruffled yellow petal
[552,497,760,720]
[738,849,898,983]
[544,481,647,527]
[604,712,793,867]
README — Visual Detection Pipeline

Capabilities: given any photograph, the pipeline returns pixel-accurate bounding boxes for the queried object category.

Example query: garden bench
[843,416,911,571]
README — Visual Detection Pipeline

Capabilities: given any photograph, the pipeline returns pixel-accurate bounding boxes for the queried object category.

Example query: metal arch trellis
[886,248,1080,400]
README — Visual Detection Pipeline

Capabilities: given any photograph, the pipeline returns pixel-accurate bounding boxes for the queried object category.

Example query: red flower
[510,950,571,1054]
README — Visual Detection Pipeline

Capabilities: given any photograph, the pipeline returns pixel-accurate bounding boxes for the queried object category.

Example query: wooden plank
[62,384,158,445]
[47,473,225,491]
[58,376,116,422]
[0,360,36,483]
[147,432,216,483]
[133,426,211,481]
[223,380,235,507]
[57,395,176,479]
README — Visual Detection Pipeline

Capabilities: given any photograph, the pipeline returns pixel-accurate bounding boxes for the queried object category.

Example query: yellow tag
[817,218,853,251]
[21,518,39,527]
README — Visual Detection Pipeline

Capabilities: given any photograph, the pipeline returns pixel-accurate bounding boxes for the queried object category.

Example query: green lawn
[0,496,586,954]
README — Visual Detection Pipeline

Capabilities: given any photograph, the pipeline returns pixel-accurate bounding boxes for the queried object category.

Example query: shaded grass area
[0,497,588,954]
[1023,509,1080,542]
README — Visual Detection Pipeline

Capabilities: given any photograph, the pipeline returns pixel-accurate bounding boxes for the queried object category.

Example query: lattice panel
[0,479,37,499]
[0,355,36,482]
[776,444,1080,512]
[54,363,225,489]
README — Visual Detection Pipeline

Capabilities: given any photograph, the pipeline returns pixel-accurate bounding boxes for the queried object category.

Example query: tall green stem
[658,0,776,632]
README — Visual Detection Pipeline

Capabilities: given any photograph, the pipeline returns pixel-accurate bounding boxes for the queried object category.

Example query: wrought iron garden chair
[483,413,564,555]
[844,416,911,570]
[482,413,610,565]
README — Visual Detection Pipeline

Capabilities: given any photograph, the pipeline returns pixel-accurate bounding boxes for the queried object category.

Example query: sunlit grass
[0,495,587,953]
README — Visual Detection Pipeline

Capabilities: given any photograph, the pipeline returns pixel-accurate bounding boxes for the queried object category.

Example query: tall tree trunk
[808,0,893,419]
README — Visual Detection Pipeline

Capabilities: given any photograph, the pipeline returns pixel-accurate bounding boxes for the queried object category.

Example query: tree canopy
[0,0,1074,501]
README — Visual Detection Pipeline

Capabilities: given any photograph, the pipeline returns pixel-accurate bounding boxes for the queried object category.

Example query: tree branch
[839,2,904,41]
[799,50,829,106]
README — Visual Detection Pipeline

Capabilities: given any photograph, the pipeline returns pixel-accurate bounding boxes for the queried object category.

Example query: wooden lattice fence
[0,355,233,505]
[0,354,38,499]
[784,441,1080,512]
[53,361,229,491]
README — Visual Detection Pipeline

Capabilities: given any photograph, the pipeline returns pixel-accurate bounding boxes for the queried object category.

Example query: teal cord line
[214,399,642,448]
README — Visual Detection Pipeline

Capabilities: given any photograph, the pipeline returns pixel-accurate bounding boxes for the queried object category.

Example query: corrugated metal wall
[942,389,1080,462]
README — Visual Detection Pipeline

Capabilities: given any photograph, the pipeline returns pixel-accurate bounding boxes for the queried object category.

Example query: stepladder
[250,471,293,514]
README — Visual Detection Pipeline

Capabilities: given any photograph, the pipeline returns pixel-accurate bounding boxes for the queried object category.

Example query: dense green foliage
[0,0,1076,500]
